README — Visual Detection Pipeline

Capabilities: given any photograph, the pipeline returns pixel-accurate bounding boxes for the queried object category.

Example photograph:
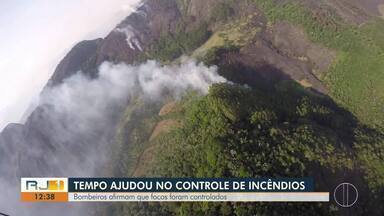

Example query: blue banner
[68,178,314,192]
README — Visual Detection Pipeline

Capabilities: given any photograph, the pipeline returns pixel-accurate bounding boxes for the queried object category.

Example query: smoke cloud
[115,25,143,51]
[0,0,143,131]
[0,60,226,215]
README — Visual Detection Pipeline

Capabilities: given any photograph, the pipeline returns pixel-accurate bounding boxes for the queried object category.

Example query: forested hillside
[101,0,384,215]
[94,0,384,215]
[1,0,384,215]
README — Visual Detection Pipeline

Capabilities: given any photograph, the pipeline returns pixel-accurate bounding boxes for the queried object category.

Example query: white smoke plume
[0,60,226,216]
[115,25,143,51]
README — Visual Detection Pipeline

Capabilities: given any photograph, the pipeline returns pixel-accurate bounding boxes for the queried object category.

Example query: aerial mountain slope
[44,0,384,128]
[35,0,384,115]
[1,0,384,215]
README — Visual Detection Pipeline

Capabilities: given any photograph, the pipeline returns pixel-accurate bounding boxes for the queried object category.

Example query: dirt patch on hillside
[210,17,336,93]
[149,119,182,141]
[158,101,182,116]
[267,22,336,76]
[352,0,384,16]
[217,21,335,93]
[131,145,157,177]
[132,118,182,177]
[302,0,384,24]
[379,4,384,17]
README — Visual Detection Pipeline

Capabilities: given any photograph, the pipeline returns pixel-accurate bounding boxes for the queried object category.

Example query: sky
[0,0,141,131]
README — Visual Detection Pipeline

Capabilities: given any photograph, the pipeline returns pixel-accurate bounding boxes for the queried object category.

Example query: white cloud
[0,0,142,131]
[0,59,226,215]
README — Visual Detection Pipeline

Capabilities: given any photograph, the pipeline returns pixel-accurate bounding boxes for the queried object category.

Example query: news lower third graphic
[333,183,358,208]
[20,177,341,203]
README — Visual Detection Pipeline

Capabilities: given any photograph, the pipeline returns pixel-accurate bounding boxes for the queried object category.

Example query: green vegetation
[200,43,240,66]
[175,0,190,15]
[109,83,384,215]
[141,23,211,62]
[252,0,384,129]
[192,13,259,59]
[210,1,235,23]
[155,83,353,176]
[104,1,384,215]
[175,0,235,22]
[112,99,162,176]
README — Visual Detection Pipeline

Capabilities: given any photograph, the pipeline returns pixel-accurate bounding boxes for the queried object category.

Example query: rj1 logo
[26,180,65,191]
